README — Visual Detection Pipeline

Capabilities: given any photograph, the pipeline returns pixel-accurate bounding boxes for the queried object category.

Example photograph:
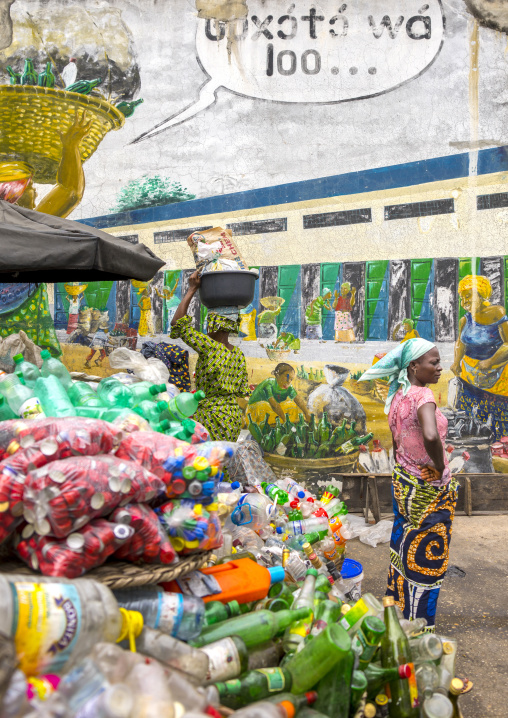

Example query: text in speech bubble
[132,1,445,143]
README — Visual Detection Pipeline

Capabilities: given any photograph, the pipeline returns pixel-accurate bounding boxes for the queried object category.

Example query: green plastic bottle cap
[157,401,169,411]
[12,354,23,363]
[40,350,51,358]
[305,568,319,577]
[195,390,206,400]
[159,420,170,431]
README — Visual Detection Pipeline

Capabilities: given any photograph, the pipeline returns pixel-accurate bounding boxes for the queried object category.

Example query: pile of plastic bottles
[0,472,466,718]
[0,351,208,440]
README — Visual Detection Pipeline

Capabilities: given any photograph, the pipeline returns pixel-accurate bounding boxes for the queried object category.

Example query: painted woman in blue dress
[451,275,508,438]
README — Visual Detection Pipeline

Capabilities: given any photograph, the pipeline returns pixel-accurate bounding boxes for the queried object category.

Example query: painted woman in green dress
[170,271,250,442]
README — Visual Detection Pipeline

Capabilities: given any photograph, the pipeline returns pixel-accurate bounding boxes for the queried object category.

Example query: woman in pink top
[360,338,458,632]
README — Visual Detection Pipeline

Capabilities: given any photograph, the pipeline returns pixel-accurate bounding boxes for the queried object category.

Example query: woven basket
[0,85,124,184]
[0,551,211,590]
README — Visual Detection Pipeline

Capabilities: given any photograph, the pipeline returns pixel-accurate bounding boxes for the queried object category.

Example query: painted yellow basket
[0,85,124,184]
[265,449,359,472]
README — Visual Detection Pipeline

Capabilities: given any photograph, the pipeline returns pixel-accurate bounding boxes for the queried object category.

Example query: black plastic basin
[199,270,258,309]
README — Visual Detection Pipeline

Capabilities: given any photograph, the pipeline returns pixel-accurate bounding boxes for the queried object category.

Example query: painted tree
[113,175,195,212]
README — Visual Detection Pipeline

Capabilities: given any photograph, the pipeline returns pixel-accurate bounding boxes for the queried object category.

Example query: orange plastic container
[161,558,285,604]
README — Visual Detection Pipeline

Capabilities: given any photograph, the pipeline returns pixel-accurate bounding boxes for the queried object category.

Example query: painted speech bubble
[132,0,445,143]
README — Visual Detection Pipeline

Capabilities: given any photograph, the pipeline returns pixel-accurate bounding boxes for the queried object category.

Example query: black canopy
[0,200,165,283]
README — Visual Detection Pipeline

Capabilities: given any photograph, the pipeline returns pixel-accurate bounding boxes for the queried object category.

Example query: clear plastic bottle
[97,377,135,408]
[0,573,122,676]
[113,586,205,641]
[0,395,17,420]
[76,683,134,718]
[0,373,45,419]
[0,669,28,718]
[12,353,40,388]
[166,390,206,420]
[285,516,329,536]
[133,626,210,684]
[231,493,277,532]
[371,439,390,473]
[129,381,167,406]
[68,382,103,407]
[40,349,72,389]
[34,375,76,417]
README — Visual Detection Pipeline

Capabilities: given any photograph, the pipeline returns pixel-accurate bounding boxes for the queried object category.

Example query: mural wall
[1,0,508,482]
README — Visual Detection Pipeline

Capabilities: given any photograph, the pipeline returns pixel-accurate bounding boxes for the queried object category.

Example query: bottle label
[19,398,46,420]
[157,593,184,636]
[256,668,286,692]
[291,520,304,535]
[407,663,418,708]
[11,581,82,675]
[202,638,242,682]
[339,597,368,631]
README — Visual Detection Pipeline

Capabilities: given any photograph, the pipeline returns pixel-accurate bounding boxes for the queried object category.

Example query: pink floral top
[388,386,450,486]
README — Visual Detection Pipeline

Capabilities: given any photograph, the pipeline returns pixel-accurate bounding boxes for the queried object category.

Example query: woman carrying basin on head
[359,338,458,632]
[170,271,250,442]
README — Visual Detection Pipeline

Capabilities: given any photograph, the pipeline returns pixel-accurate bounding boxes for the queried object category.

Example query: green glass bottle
[273,417,284,446]
[296,414,308,443]
[307,433,319,458]
[283,568,318,654]
[286,623,351,694]
[262,429,277,453]
[261,414,272,436]
[314,635,354,718]
[380,596,419,717]
[116,98,144,117]
[38,62,55,88]
[191,607,312,649]
[364,662,412,697]
[66,78,102,94]
[448,678,465,718]
[248,418,264,444]
[268,582,296,608]
[351,670,369,710]
[351,615,386,669]
[308,413,316,433]
[330,419,347,447]
[216,666,292,709]
[6,66,21,85]
[315,442,332,459]
[20,59,37,85]
[318,411,332,443]
[284,412,292,435]
[345,420,358,440]
[204,600,241,626]
[310,599,342,637]
[337,433,374,455]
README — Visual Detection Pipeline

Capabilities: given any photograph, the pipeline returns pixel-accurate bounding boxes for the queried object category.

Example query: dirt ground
[348,514,508,717]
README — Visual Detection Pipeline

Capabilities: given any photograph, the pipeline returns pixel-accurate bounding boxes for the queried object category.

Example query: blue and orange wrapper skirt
[386,464,458,632]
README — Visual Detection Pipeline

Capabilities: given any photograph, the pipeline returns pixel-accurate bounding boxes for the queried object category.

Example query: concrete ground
[348,515,508,717]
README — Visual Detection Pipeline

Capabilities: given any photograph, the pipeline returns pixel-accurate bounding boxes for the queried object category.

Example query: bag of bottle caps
[111,504,176,564]
[13,417,120,455]
[23,456,165,538]
[115,433,233,501]
[15,519,135,578]
[157,499,223,554]
[0,419,31,460]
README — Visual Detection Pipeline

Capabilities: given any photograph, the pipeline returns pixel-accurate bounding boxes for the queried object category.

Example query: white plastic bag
[341,515,393,547]
[108,348,170,383]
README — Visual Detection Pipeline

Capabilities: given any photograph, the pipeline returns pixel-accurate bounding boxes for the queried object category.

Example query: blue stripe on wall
[81,146,508,230]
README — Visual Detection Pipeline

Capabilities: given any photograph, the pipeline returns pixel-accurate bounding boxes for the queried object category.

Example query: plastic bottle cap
[375,694,389,706]
[297,491,305,498]
[364,704,377,718]
[12,354,23,363]
[305,567,319,577]
[382,596,395,607]
[279,701,295,718]
[268,566,286,585]
[340,558,363,580]
[231,481,240,490]
[276,527,283,534]
[40,350,51,358]
[449,678,464,695]
[398,664,412,679]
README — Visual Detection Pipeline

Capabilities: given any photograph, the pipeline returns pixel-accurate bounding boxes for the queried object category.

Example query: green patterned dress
[170,315,250,441]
